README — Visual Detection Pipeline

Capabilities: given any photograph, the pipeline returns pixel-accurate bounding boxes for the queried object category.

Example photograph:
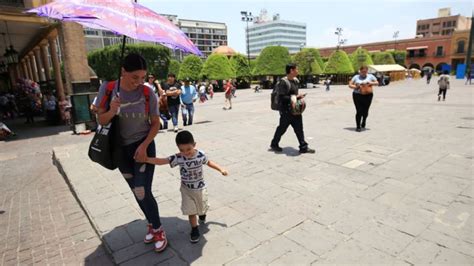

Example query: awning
[406,46,428,50]
[368,64,406,72]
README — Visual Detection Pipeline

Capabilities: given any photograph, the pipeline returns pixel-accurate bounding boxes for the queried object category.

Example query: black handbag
[88,81,121,170]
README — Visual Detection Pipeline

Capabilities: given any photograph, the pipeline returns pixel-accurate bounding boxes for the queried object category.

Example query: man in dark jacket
[270,63,315,154]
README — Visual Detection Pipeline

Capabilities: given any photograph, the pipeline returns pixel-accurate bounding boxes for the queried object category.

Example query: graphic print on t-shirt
[169,150,209,190]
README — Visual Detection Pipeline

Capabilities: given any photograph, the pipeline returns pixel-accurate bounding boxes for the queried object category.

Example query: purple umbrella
[28,0,202,56]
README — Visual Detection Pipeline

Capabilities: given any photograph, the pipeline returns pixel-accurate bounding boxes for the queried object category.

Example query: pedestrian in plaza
[43,91,57,125]
[270,63,315,154]
[324,76,332,91]
[208,81,214,99]
[145,130,228,243]
[96,53,167,253]
[348,65,379,132]
[223,80,233,110]
[437,70,450,101]
[465,69,472,85]
[198,82,208,103]
[180,77,198,126]
[144,73,161,94]
[161,73,182,133]
[426,70,432,85]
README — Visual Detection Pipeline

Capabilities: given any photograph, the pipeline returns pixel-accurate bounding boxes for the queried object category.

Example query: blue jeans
[181,103,194,126]
[159,113,169,129]
[118,140,161,229]
[168,104,179,127]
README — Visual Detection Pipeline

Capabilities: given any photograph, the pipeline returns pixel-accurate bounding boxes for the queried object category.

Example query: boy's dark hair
[123,53,147,72]
[176,130,195,145]
[168,73,176,78]
[286,63,297,74]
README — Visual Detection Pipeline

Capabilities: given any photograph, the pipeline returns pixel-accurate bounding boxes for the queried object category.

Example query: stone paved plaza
[2,78,474,265]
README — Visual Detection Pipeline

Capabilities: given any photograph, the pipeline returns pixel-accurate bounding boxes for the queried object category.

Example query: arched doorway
[422,63,434,72]
[436,62,448,73]
[409,64,420,70]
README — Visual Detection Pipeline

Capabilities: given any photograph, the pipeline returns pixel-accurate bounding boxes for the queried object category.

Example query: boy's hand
[221,169,228,176]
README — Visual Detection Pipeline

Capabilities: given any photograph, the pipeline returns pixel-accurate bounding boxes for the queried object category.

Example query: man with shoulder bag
[270,63,315,154]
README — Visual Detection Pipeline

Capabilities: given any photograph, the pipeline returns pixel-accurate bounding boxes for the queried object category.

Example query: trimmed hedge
[87,43,170,81]
[253,46,291,76]
[201,54,236,80]
[390,50,407,66]
[178,55,203,81]
[293,49,322,75]
[351,47,374,71]
[324,50,354,74]
[230,54,251,80]
[372,52,396,65]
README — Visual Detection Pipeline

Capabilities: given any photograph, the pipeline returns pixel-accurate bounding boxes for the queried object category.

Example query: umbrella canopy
[27,0,202,56]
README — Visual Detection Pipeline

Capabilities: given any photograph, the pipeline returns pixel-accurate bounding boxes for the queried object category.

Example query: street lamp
[393,30,399,50]
[3,22,18,65]
[338,39,347,51]
[241,11,253,65]
[335,27,343,50]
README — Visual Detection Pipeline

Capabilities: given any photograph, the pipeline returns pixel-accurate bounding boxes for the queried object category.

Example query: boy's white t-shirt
[169,150,208,190]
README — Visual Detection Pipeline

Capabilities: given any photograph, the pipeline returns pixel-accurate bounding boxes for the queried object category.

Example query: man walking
[161,73,182,132]
[270,63,315,154]
[180,77,198,126]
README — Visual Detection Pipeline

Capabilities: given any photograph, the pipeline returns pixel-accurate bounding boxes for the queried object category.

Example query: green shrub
[324,50,354,74]
[253,46,291,76]
[201,54,235,80]
[178,55,203,81]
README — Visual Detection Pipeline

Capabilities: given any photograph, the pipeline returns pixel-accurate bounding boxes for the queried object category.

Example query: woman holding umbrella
[96,53,167,252]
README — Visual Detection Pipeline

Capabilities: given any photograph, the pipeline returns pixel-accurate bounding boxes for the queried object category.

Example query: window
[436,46,444,56]
[457,40,465,53]
[418,49,426,57]
[452,20,456,27]
[408,50,415,58]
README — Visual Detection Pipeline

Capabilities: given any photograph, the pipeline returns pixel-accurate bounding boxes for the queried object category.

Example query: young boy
[146,130,228,243]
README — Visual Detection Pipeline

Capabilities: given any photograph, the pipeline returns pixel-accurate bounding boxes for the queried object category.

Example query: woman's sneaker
[190,226,200,243]
[153,227,168,252]
[144,224,154,244]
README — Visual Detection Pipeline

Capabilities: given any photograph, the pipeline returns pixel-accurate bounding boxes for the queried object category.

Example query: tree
[351,47,374,70]
[372,52,396,65]
[253,46,291,76]
[324,50,354,74]
[230,54,252,88]
[88,43,170,81]
[168,59,180,77]
[305,48,324,70]
[293,49,322,76]
[178,55,203,81]
[390,50,407,66]
[230,54,251,80]
[200,54,236,81]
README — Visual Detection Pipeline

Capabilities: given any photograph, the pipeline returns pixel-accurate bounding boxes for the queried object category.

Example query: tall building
[247,9,306,57]
[178,19,228,57]
[83,14,227,58]
[416,8,471,37]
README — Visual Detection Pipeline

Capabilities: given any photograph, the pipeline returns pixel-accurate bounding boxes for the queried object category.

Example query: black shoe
[199,215,206,223]
[356,128,362,132]
[190,227,200,243]
[299,148,316,154]
[361,122,366,129]
[270,145,283,152]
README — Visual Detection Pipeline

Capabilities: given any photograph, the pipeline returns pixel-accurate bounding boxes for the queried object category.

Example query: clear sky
[140,0,472,53]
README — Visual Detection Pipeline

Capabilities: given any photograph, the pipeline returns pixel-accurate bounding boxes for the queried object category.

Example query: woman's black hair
[359,65,369,71]
[122,53,147,72]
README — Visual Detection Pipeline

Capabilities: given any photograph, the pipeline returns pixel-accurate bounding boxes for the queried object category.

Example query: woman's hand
[134,143,148,163]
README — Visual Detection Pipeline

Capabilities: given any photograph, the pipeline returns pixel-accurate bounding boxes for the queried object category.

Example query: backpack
[271,78,291,111]
[439,76,449,90]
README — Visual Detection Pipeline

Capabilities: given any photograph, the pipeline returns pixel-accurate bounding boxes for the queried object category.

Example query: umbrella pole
[116,35,127,92]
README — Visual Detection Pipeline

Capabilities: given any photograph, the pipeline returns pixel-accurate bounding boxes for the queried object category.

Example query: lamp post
[338,39,347,51]
[393,30,399,50]
[241,11,253,65]
[335,27,343,50]
[3,21,18,65]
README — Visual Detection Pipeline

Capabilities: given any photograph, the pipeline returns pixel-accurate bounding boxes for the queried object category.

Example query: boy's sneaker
[199,215,206,224]
[174,126,178,133]
[190,226,200,243]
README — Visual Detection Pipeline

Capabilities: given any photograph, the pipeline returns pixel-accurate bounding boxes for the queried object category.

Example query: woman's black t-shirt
[161,81,181,106]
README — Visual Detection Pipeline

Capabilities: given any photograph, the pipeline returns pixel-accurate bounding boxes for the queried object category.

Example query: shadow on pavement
[94,217,214,265]
[2,117,73,142]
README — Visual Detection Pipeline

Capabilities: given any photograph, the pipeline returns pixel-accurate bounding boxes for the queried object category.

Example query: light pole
[241,11,253,65]
[335,27,343,50]
[393,31,399,50]
[338,39,347,51]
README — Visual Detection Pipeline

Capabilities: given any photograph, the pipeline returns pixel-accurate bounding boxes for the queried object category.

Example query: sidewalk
[53,78,473,265]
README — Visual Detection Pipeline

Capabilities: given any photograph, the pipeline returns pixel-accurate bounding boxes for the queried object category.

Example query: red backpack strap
[143,85,150,114]
[99,81,116,109]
